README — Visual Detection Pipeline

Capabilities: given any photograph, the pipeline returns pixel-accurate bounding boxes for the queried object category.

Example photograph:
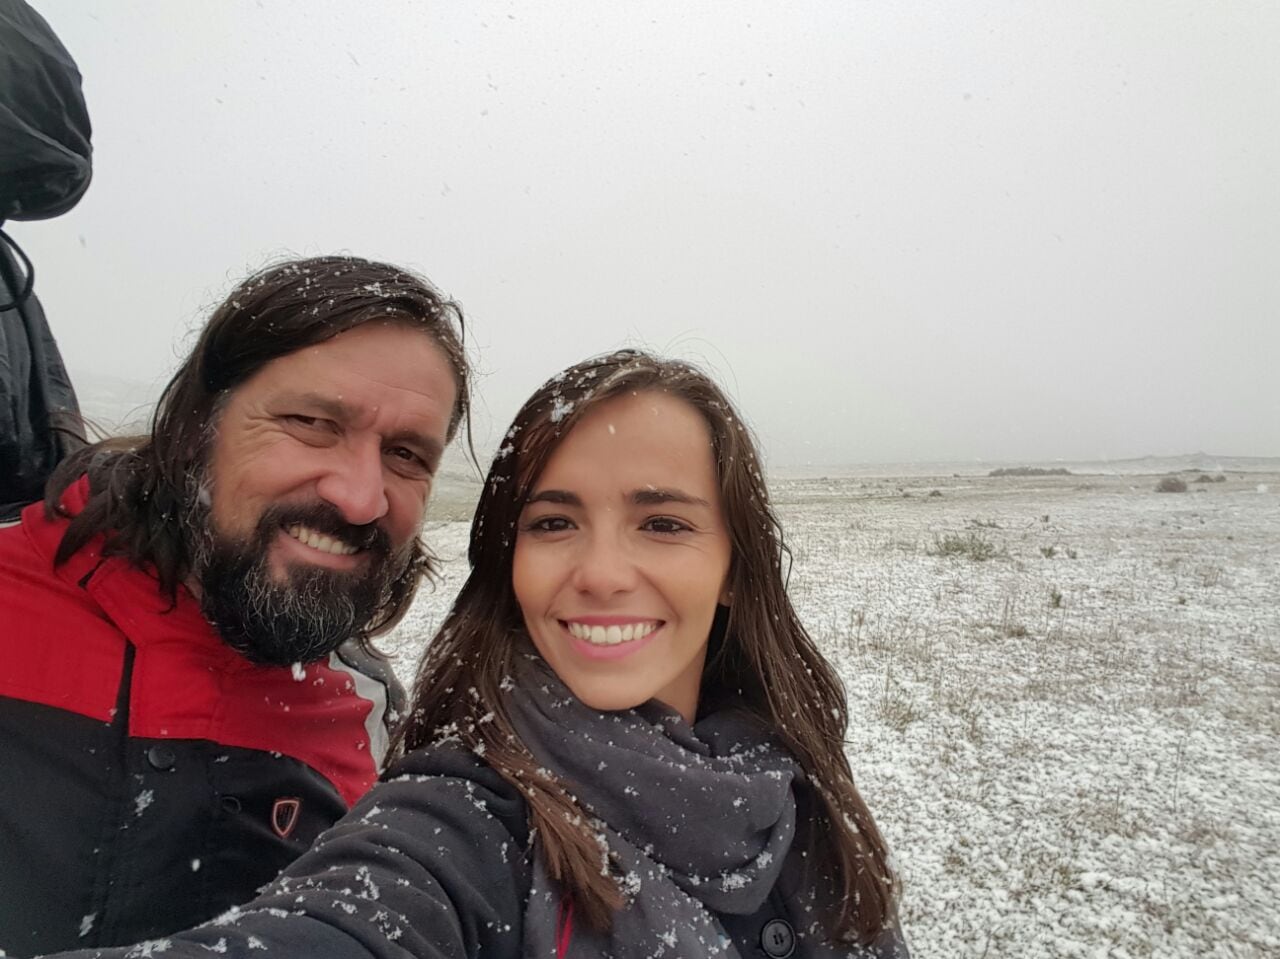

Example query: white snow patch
[549,396,573,423]
[124,940,172,958]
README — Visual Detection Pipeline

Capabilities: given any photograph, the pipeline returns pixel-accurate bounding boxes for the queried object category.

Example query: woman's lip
[559,620,664,660]
[559,615,663,627]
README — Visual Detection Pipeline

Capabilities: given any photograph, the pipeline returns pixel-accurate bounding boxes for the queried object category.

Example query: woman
[51,350,906,959]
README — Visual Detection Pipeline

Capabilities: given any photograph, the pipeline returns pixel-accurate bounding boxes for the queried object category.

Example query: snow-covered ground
[385,471,1280,957]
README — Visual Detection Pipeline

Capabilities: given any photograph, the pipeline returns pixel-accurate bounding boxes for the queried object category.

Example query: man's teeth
[286,525,358,556]
[567,621,658,646]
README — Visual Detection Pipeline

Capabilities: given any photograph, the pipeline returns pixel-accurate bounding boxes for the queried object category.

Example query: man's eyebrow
[281,392,353,421]
[632,488,711,508]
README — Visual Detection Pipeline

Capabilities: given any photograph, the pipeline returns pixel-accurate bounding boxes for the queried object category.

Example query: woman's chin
[569,687,647,714]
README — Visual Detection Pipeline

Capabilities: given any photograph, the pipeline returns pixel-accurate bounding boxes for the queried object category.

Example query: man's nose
[315,444,389,526]
[570,529,639,597]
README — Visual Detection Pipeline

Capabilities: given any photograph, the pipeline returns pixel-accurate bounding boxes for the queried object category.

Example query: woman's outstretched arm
[43,746,531,959]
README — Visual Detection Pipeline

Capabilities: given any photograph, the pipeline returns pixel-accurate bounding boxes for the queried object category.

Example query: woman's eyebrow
[632,488,710,507]
[525,489,710,508]
[525,490,581,506]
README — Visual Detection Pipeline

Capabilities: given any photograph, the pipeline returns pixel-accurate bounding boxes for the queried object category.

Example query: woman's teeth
[567,621,658,646]
[287,524,358,556]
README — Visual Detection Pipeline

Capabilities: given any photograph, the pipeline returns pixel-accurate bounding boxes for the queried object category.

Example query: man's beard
[189,497,415,667]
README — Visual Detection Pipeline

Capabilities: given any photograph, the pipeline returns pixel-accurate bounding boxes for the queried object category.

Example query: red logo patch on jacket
[271,797,302,839]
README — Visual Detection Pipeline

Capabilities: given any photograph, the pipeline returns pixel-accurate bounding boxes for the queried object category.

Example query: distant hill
[1073,453,1280,475]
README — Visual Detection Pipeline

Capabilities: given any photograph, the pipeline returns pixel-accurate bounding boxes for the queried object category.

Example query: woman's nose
[570,529,639,597]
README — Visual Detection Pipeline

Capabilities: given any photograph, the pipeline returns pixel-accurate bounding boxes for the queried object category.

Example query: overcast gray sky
[15,0,1280,468]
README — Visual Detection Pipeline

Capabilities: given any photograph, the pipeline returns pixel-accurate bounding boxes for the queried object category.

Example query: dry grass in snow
[386,471,1280,958]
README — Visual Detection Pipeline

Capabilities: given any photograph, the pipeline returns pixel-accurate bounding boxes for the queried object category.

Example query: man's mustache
[259,502,392,558]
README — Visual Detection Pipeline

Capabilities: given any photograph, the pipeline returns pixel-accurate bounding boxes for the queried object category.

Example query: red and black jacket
[0,481,405,957]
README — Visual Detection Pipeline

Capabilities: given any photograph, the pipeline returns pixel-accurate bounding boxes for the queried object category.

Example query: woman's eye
[642,516,691,535]
[524,516,573,534]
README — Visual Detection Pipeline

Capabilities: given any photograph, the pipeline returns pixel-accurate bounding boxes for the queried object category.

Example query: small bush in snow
[930,532,1000,561]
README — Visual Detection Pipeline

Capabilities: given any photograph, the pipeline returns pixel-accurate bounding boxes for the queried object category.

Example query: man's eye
[388,446,424,465]
[386,446,432,474]
[642,516,691,535]
[285,414,323,428]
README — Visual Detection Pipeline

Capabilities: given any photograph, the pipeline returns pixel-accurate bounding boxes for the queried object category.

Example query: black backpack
[1,0,93,520]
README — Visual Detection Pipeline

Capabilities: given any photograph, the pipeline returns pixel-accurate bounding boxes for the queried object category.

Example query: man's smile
[285,523,359,556]
[273,524,366,572]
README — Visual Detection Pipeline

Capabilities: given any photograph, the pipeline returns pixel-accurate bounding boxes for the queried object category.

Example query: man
[0,254,471,956]
[1,0,91,520]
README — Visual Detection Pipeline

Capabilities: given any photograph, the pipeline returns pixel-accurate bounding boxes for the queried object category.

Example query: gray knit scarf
[504,650,849,959]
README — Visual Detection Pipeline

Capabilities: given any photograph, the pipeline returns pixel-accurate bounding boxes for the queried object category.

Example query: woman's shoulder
[374,739,531,844]
[382,736,519,787]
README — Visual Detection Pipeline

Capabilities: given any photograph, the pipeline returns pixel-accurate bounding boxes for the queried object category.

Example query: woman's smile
[561,618,665,658]
[564,617,662,644]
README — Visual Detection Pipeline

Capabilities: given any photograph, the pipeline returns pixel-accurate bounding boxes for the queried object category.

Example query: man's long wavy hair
[393,349,898,945]
[45,255,471,642]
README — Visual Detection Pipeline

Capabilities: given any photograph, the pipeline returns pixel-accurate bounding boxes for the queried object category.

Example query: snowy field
[385,471,1280,958]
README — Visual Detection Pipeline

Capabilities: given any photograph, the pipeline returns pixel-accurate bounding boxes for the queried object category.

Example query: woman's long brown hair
[393,350,897,943]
